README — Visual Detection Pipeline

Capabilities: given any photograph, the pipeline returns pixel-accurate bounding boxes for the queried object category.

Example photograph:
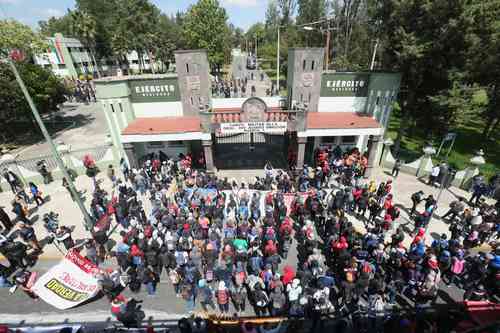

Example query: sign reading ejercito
[130,78,181,103]
[320,73,370,97]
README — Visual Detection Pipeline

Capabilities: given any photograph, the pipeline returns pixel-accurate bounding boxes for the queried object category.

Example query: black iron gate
[214,132,287,169]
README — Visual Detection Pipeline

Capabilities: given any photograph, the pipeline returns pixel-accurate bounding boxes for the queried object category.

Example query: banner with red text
[32,250,100,309]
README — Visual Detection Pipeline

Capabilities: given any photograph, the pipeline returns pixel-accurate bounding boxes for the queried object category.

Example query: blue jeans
[146,282,156,295]
[186,296,195,312]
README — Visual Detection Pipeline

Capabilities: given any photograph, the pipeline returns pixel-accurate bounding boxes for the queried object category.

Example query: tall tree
[69,10,101,77]
[462,0,500,139]
[0,19,47,58]
[376,0,468,153]
[38,15,73,37]
[183,0,230,70]
[296,0,327,47]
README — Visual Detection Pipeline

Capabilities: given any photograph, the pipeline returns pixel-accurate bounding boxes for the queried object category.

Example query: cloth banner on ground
[32,250,100,310]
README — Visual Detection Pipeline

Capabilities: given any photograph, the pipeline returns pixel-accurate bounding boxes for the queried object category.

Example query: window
[302,60,306,70]
[110,104,115,113]
[342,136,356,144]
[376,96,380,105]
[321,136,336,143]
[186,63,190,73]
[132,60,139,64]
[308,93,311,102]
[300,94,303,102]
[119,103,124,113]
[311,60,315,71]
[190,97,194,105]
[58,64,66,69]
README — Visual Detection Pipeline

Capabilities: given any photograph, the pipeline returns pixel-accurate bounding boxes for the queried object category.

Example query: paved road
[231,54,273,97]
[12,102,108,159]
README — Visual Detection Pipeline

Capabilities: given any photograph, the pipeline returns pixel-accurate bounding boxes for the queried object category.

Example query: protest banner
[32,250,100,310]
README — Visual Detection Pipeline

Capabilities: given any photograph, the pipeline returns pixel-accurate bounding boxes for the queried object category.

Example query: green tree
[296,0,326,46]
[69,10,101,77]
[462,0,500,139]
[75,0,119,58]
[183,0,230,70]
[0,19,47,57]
[376,0,468,153]
[38,15,74,37]
[0,63,69,135]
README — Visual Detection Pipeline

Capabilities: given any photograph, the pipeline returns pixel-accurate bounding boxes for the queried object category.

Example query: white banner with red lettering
[32,250,101,310]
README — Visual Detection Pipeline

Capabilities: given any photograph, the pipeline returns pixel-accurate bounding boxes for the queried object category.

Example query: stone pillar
[365,135,381,178]
[296,136,307,171]
[123,143,138,170]
[202,140,215,174]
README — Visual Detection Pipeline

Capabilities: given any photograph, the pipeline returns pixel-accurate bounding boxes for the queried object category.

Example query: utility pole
[7,59,94,230]
[370,38,379,71]
[325,28,331,70]
[276,27,280,93]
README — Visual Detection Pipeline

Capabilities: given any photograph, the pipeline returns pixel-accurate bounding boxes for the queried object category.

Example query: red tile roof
[122,117,202,135]
[307,112,381,129]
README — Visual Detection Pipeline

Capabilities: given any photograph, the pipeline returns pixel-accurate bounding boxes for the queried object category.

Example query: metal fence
[68,145,110,162]
[16,155,59,172]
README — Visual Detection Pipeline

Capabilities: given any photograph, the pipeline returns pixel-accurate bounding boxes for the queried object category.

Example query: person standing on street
[0,206,13,232]
[392,159,402,177]
[441,197,465,221]
[11,199,30,225]
[28,182,44,207]
[429,165,440,186]
[410,190,424,215]
[3,168,22,194]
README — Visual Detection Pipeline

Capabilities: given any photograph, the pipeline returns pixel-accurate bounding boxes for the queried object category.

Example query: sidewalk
[0,167,482,260]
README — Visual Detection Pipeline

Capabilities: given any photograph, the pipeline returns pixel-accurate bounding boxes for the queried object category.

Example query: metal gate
[214,132,286,169]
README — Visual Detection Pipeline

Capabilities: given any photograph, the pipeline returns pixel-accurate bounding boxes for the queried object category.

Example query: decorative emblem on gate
[242,97,267,122]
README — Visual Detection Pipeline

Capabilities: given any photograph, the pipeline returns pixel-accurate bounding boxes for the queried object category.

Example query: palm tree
[70,10,101,78]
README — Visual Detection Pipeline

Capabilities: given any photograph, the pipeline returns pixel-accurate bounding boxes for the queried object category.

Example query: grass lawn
[385,112,500,179]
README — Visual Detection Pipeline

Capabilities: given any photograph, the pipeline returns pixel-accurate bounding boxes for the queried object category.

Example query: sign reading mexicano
[129,78,180,103]
[320,73,370,97]
[220,122,287,134]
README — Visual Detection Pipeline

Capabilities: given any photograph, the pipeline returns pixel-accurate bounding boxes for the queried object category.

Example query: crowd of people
[0,145,499,331]
[211,74,274,99]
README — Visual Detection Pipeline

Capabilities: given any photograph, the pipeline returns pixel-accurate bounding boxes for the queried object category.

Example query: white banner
[32,250,100,310]
[220,122,287,134]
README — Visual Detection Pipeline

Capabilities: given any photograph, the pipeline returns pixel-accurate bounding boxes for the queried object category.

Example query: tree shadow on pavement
[5,113,96,147]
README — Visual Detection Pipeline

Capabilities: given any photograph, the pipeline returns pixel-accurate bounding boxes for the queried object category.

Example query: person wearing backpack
[448,252,465,287]
[216,281,230,313]
[253,284,269,316]
[197,279,215,311]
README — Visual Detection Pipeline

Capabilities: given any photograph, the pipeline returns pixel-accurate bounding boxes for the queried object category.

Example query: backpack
[451,258,465,274]
[180,237,191,251]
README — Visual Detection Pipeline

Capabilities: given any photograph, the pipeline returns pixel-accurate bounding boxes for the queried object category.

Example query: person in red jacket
[332,236,349,253]
[264,240,277,256]
[282,265,296,286]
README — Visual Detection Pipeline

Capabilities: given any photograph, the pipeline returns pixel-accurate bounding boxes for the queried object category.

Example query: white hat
[292,278,300,288]
[138,232,144,240]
